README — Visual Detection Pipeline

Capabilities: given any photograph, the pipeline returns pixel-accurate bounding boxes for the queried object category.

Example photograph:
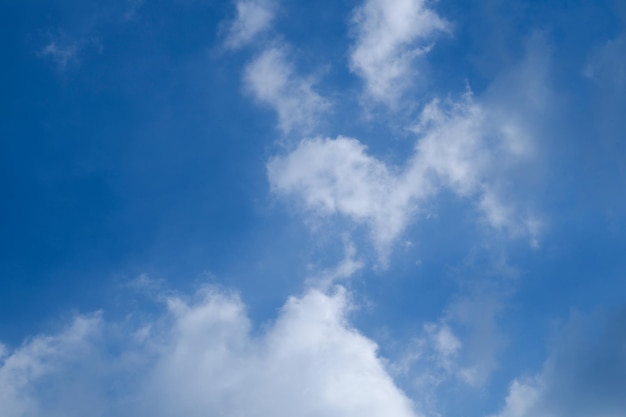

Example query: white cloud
[268,92,538,261]
[489,309,626,417]
[0,286,422,417]
[489,378,543,417]
[0,314,109,417]
[244,47,330,134]
[268,135,423,260]
[349,0,449,104]
[224,0,276,49]
[425,323,462,372]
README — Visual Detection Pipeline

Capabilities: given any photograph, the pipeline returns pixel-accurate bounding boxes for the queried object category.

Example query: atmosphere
[1,1,626,416]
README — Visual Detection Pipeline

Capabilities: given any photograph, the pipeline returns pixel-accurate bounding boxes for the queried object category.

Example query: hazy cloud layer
[490,309,626,417]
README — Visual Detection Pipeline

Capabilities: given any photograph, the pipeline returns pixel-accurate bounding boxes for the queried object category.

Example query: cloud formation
[224,0,276,49]
[0,315,106,417]
[349,0,449,104]
[268,92,538,261]
[405,292,507,397]
[268,135,419,259]
[244,46,330,134]
[0,285,421,417]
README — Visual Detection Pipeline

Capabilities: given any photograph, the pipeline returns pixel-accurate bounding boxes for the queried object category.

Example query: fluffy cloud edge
[0,284,422,417]
[267,91,539,263]
[244,46,330,134]
[349,0,450,105]
[223,0,276,49]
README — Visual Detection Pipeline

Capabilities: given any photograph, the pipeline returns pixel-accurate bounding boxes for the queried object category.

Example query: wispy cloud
[390,254,518,417]
[349,0,449,105]
[489,309,626,417]
[306,239,364,289]
[244,46,330,134]
[38,32,105,72]
[39,41,79,70]
[224,0,276,49]
[584,34,626,90]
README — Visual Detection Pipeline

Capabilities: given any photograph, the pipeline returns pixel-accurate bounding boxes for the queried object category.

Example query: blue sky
[1,0,625,416]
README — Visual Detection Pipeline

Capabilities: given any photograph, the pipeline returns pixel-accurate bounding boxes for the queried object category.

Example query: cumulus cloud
[244,46,330,134]
[349,0,449,104]
[268,135,423,259]
[0,314,120,417]
[489,308,626,417]
[268,91,538,261]
[224,0,276,49]
[0,285,421,417]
